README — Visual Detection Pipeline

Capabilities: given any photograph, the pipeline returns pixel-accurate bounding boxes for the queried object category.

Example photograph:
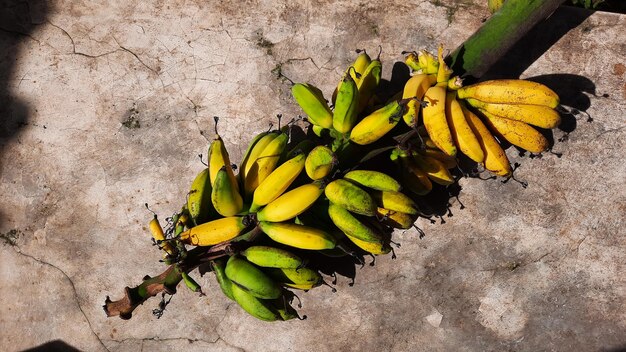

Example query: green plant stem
[448,0,566,79]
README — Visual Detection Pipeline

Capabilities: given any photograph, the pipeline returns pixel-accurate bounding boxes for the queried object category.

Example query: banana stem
[448,0,566,79]
[104,242,237,319]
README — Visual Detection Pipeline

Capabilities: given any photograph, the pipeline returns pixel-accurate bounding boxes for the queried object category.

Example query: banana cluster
[142,45,562,322]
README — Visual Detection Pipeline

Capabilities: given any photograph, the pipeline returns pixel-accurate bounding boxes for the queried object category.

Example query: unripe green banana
[258,221,336,250]
[305,146,336,180]
[241,246,305,269]
[265,267,322,290]
[231,283,280,321]
[250,153,306,212]
[225,255,282,300]
[343,170,401,192]
[270,296,300,321]
[333,72,359,134]
[291,83,334,129]
[256,182,325,222]
[370,190,419,215]
[212,166,244,217]
[187,168,216,225]
[325,179,376,216]
[181,271,201,293]
[210,259,234,300]
[327,203,384,244]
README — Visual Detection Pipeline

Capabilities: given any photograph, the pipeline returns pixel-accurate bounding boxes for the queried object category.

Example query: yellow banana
[412,153,455,186]
[244,132,289,198]
[404,51,420,72]
[148,215,175,256]
[356,58,382,113]
[291,83,334,129]
[344,232,391,255]
[230,283,280,321]
[446,92,485,163]
[210,259,234,300]
[266,267,322,290]
[241,246,305,269]
[328,203,383,244]
[325,179,377,216]
[402,73,437,127]
[464,98,561,129]
[333,72,360,134]
[422,83,457,156]
[418,49,439,75]
[240,131,278,181]
[462,105,512,177]
[436,44,453,84]
[376,207,417,230]
[256,182,325,222]
[225,255,282,299]
[416,149,457,169]
[187,168,215,225]
[258,221,336,250]
[332,50,372,104]
[391,147,433,195]
[479,109,549,153]
[179,216,251,246]
[370,190,419,215]
[349,100,407,145]
[211,166,244,217]
[343,170,401,192]
[208,135,239,193]
[305,145,336,180]
[250,153,306,212]
[457,79,560,108]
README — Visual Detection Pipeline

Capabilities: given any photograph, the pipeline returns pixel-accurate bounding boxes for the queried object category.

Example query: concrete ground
[1,1,624,351]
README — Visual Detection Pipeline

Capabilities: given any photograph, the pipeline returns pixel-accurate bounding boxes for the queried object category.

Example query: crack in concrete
[112,36,159,74]
[480,251,555,273]
[47,20,121,59]
[7,245,110,352]
[0,26,41,43]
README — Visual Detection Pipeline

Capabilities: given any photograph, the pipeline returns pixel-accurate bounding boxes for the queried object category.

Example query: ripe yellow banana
[422,83,457,156]
[479,109,549,153]
[328,203,383,244]
[208,135,239,193]
[187,168,216,225]
[305,145,336,180]
[231,283,280,321]
[291,83,334,129]
[148,215,175,256]
[333,72,360,134]
[391,147,433,195]
[349,100,407,145]
[244,132,289,197]
[464,98,561,129]
[240,131,278,180]
[457,79,560,108]
[412,153,455,186]
[370,190,419,215]
[462,105,512,177]
[210,259,234,300]
[376,207,416,230]
[436,44,453,84]
[343,170,401,192]
[241,246,305,269]
[211,166,244,217]
[356,58,382,113]
[325,179,376,216]
[344,232,391,255]
[402,73,437,127]
[225,255,282,299]
[258,221,336,250]
[256,182,325,222]
[416,148,457,169]
[250,153,306,212]
[352,49,372,79]
[446,92,485,163]
[266,267,322,290]
[179,216,251,246]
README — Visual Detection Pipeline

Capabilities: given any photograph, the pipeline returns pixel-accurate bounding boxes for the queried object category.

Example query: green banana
[332,72,359,134]
[291,83,334,129]
[327,203,384,244]
[343,170,401,192]
[241,246,305,269]
[210,259,234,300]
[211,166,244,217]
[231,283,280,321]
[265,267,322,290]
[324,179,376,216]
[181,271,201,293]
[225,255,282,299]
[187,168,216,225]
[370,190,419,215]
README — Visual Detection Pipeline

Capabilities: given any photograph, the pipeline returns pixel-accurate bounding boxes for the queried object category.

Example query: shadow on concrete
[0,0,48,149]
[21,339,82,352]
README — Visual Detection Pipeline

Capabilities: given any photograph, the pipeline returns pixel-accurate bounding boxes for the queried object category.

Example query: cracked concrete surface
[1,1,625,351]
